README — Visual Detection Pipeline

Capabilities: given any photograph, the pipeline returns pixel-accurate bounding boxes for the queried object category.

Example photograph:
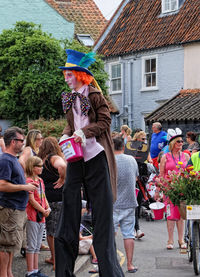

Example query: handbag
[36,180,44,223]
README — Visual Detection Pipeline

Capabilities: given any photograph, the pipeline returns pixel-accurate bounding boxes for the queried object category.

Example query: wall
[184,43,200,89]
[0,0,74,40]
[106,45,184,131]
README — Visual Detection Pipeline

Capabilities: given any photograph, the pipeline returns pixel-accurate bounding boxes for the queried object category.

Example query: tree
[0,21,109,128]
[0,21,65,127]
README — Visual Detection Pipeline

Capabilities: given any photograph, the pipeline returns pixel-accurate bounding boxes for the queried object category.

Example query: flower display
[155,166,200,206]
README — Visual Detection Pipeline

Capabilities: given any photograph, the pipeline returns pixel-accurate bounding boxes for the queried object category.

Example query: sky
[94,0,122,19]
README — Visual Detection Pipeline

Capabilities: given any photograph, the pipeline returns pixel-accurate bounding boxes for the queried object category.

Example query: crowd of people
[1,123,199,276]
[0,49,200,277]
[110,124,200,271]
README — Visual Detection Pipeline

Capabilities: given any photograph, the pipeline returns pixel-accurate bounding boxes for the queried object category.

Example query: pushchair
[81,185,93,236]
[137,162,157,221]
[81,211,93,236]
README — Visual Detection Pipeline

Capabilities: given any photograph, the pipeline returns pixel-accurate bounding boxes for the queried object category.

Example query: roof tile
[145,89,200,123]
[97,0,200,57]
[45,0,107,41]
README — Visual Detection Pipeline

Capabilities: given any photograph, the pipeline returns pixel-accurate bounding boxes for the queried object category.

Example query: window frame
[109,63,122,95]
[141,55,158,91]
[162,0,179,13]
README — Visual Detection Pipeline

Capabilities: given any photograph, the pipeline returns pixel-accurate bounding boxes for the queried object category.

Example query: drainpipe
[127,60,133,129]
[116,57,126,127]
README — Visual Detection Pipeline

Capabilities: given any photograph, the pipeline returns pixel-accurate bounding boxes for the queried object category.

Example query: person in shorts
[0,127,36,277]
[113,136,139,273]
[25,156,50,277]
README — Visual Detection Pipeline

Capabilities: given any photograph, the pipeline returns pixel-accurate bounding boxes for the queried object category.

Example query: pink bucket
[149,202,165,220]
[135,188,139,198]
[59,137,83,162]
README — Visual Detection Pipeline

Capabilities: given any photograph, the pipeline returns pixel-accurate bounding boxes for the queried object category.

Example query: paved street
[13,217,195,277]
[12,246,87,277]
[77,217,194,277]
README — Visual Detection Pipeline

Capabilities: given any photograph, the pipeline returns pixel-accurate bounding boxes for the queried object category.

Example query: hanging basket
[178,201,186,220]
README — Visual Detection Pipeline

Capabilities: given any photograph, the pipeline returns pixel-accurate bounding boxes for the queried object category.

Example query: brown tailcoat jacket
[62,85,117,202]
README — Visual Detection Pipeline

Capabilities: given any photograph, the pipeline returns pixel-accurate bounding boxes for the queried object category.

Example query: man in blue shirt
[0,127,36,277]
[149,122,167,169]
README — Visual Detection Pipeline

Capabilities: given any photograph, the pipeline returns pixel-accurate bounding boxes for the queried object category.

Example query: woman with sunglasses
[132,130,146,143]
[19,129,43,170]
[19,129,48,254]
[160,129,190,250]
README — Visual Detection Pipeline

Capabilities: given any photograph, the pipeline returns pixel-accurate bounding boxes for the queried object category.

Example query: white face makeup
[63,70,78,90]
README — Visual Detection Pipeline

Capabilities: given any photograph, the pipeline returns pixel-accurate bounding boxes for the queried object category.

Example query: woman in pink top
[160,129,190,250]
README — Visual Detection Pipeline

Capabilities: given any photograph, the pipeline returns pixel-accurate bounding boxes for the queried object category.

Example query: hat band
[65,62,80,68]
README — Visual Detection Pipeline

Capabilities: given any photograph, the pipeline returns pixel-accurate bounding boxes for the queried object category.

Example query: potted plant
[155,165,200,219]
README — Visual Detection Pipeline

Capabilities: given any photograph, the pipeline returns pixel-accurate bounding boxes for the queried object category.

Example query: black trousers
[55,151,124,277]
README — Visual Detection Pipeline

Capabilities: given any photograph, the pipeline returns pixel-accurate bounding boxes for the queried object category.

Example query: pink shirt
[164,152,188,176]
[26,177,46,223]
[72,85,104,162]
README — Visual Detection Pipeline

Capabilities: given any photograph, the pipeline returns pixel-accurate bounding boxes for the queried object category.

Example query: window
[162,0,178,13]
[76,34,94,47]
[142,56,157,90]
[111,64,121,93]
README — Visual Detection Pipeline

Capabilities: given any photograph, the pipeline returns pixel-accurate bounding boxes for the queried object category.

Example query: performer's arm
[81,93,111,138]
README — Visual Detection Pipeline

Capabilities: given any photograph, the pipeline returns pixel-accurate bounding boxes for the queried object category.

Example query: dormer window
[162,0,178,13]
[76,34,94,47]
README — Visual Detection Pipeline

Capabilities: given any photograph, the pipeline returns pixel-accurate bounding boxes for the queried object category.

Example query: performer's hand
[53,178,65,189]
[73,133,82,143]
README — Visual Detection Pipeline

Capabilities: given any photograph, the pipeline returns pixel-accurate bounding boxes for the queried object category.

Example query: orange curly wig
[71,70,94,85]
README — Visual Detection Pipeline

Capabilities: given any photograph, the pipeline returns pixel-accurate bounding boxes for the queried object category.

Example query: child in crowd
[25,156,50,277]
[79,230,99,274]
[79,225,98,264]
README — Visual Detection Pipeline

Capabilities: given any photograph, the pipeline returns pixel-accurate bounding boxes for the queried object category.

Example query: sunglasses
[14,138,24,143]
[34,165,43,168]
[176,140,184,144]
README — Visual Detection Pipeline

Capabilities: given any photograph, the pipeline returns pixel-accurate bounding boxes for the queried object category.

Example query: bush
[28,118,66,138]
